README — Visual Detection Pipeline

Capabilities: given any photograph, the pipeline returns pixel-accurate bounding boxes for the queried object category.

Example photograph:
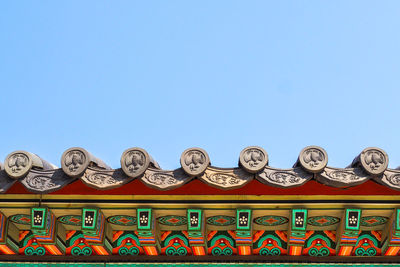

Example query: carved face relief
[239,146,268,173]
[5,152,31,178]
[180,148,210,176]
[121,149,148,177]
[298,146,328,173]
[63,150,87,176]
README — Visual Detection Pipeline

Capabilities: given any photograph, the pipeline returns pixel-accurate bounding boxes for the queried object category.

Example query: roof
[1,146,399,194]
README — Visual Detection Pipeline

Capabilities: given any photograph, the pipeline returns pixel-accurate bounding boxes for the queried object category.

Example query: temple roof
[1,146,399,194]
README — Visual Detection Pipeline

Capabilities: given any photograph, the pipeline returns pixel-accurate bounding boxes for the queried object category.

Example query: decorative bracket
[288,209,308,255]
[382,209,400,256]
[336,208,362,256]
[81,208,112,255]
[236,209,252,255]
[187,209,206,255]
[29,207,65,255]
[136,208,158,255]
[0,212,18,254]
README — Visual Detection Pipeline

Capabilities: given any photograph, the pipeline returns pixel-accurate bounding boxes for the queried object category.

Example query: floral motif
[349,216,358,224]
[140,215,148,225]
[33,215,42,224]
[85,215,93,224]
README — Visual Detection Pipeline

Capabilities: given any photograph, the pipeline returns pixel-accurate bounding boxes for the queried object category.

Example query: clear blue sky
[1,1,399,170]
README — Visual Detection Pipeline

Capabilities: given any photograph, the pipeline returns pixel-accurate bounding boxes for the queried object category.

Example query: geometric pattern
[157,216,187,226]
[9,214,31,225]
[307,216,340,227]
[361,216,388,227]
[107,215,137,226]
[206,216,236,226]
[58,215,82,226]
[253,216,288,226]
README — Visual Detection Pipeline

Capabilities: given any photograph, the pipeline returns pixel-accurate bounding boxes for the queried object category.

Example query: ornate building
[0,146,399,266]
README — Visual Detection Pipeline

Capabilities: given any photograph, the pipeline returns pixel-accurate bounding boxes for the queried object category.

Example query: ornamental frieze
[199,167,252,189]
[257,166,311,188]
[141,168,191,190]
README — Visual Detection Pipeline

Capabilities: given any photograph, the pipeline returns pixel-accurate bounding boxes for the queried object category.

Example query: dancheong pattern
[353,231,382,256]
[58,215,82,226]
[307,216,340,227]
[206,215,236,226]
[9,214,31,225]
[160,231,192,256]
[157,215,187,226]
[253,230,288,256]
[361,216,388,227]
[253,216,288,226]
[303,231,336,257]
[107,215,137,226]
[112,231,144,255]
[207,230,237,255]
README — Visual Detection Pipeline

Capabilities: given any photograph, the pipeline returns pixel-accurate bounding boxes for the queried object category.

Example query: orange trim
[44,245,62,255]
[144,246,158,256]
[289,246,302,256]
[385,246,400,256]
[238,246,251,255]
[0,245,15,255]
[339,246,353,256]
[192,246,205,256]
[92,245,109,256]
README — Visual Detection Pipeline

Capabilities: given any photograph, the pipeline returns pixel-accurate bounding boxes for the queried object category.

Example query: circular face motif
[120,148,149,178]
[206,215,236,226]
[253,215,288,226]
[58,215,82,226]
[299,146,328,173]
[360,147,388,175]
[107,215,137,226]
[157,215,187,226]
[5,151,32,178]
[361,216,388,227]
[180,148,210,176]
[307,216,340,227]
[61,148,88,177]
[239,146,268,173]
[9,214,31,225]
